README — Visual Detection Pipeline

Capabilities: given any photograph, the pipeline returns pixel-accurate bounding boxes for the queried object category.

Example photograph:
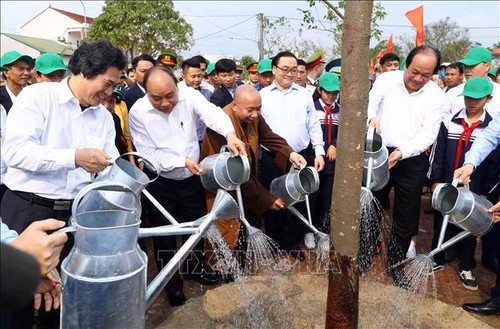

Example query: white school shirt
[260,81,325,157]
[3,77,119,199]
[128,86,235,180]
[367,70,447,159]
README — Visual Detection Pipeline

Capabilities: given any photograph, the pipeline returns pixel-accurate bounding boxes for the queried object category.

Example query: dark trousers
[143,173,206,295]
[491,222,500,305]
[373,152,428,269]
[260,148,310,250]
[313,173,334,233]
[0,189,73,329]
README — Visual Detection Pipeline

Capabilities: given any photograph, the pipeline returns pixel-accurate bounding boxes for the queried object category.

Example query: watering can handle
[120,152,161,183]
[451,178,470,190]
[71,181,137,217]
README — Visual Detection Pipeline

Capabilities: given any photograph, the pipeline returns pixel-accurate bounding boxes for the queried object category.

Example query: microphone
[1,242,41,309]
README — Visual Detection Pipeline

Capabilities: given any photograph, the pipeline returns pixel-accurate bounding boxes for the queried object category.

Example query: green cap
[459,76,493,99]
[206,62,216,75]
[1,50,34,67]
[458,47,492,66]
[488,68,497,77]
[35,53,67,74]
[113,87,125,101]
[257,58,272,74]
[318,72,340,92]
[0,66,7,72]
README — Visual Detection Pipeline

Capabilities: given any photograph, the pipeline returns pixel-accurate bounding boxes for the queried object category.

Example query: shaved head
[233,84,261,123]
[234,84,260,103]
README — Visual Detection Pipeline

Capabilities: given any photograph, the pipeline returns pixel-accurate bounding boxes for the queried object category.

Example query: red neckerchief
[454,118,482,169]
[323,105,334,145]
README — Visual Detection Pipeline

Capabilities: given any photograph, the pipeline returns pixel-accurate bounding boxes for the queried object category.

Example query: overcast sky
[1,1,498,60]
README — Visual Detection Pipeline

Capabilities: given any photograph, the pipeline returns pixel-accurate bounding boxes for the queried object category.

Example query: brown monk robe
[200,86,296,252]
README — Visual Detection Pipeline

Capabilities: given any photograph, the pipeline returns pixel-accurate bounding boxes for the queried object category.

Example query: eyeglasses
[275,65,298,75]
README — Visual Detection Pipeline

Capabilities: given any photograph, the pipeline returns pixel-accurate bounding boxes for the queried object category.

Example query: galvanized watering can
[270,166,320,207]
[60,185,240,329]
[363,127,389,191]
[77,152,161,216]
[432,181,494,236]
[426,180,494,259]
[200,145,250,192]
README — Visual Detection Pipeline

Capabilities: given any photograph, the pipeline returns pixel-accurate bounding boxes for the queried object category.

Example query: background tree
[300,0,387,57]
[88,0,193,60]
[399,17,477,62]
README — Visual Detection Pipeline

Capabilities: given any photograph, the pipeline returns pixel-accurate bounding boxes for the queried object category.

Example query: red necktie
[454,118,482,169]
[324,105,334,145]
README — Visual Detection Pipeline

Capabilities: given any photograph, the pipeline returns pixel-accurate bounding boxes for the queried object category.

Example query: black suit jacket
[210,86,233,108]
[0,87,13,113]
[124,82,145,111]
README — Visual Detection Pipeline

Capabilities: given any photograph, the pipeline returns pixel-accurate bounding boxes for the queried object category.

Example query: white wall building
[19,6,93,49]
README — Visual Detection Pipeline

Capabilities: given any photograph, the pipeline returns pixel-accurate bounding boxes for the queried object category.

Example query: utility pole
[258,13,264,60]
[325,1,374,328]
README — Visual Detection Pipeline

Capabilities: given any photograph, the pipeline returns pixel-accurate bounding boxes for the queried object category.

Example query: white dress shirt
[128,86,235,180]
[367,70,447,159]
[447,80,500,117]
[260,81,325,156]
[3,77,119,199]
[0,105,6,186]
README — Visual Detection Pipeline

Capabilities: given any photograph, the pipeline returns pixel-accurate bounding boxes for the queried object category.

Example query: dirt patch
[153,274,494,329]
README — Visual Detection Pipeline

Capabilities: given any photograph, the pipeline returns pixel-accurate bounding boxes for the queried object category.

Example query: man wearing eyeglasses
[259,51,325,260]
[0,51,34,113]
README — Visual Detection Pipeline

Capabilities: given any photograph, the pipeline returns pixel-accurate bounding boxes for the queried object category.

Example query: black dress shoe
[168,290,186,307]
[463,299,500,316]
[185,270,220,286]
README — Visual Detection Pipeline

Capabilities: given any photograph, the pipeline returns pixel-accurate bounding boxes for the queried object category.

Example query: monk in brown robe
[200,84,306,250]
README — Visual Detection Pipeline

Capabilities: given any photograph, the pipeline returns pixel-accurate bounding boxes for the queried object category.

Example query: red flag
[405,6,424,46]
[386,35,394,54]
[376,49,384,64]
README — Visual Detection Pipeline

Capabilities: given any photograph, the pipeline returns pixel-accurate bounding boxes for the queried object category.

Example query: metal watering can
[200,145,251,192]
[363,127,389,191]
[270,166,320,207]
[76,152,161,217]
[427,180,494,258]
[60,185,240,329]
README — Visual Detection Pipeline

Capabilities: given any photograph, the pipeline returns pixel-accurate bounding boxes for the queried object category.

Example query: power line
[194,16,255,41]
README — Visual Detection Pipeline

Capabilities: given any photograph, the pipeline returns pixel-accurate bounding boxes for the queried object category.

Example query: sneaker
[406,240,416,259]
[459,270,479,291]
[304,233,316,249]
[431,262,445,273]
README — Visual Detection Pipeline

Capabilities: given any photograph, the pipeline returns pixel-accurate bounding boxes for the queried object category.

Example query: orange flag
[386,35,394,54]
[405,5,424,46]
[376,49,384,64]
[369,58,375,77]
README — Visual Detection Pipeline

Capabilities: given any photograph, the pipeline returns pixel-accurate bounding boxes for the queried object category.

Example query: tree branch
[320,0,344,20]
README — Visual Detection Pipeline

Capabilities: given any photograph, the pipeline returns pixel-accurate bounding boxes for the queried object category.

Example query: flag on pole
[369,58,375,77]
[405,6,424,46]
[376,49,384,64]
[386,35,394,54]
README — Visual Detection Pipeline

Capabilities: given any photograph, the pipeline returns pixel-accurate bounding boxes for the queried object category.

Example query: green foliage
[262,16,294,57]
[299,0,387,56]
[87,0,193,60]
[400,17,477,62]
[239,55,257,69]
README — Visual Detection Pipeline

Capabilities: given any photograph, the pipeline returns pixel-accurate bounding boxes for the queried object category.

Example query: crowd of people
[1,39,499,329]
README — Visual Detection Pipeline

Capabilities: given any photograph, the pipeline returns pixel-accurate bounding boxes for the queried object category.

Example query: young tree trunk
[325,1,373,328]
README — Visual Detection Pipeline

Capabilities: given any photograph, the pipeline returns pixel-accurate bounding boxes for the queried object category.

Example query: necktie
[324,105,334,145]
[454,118,482,169]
